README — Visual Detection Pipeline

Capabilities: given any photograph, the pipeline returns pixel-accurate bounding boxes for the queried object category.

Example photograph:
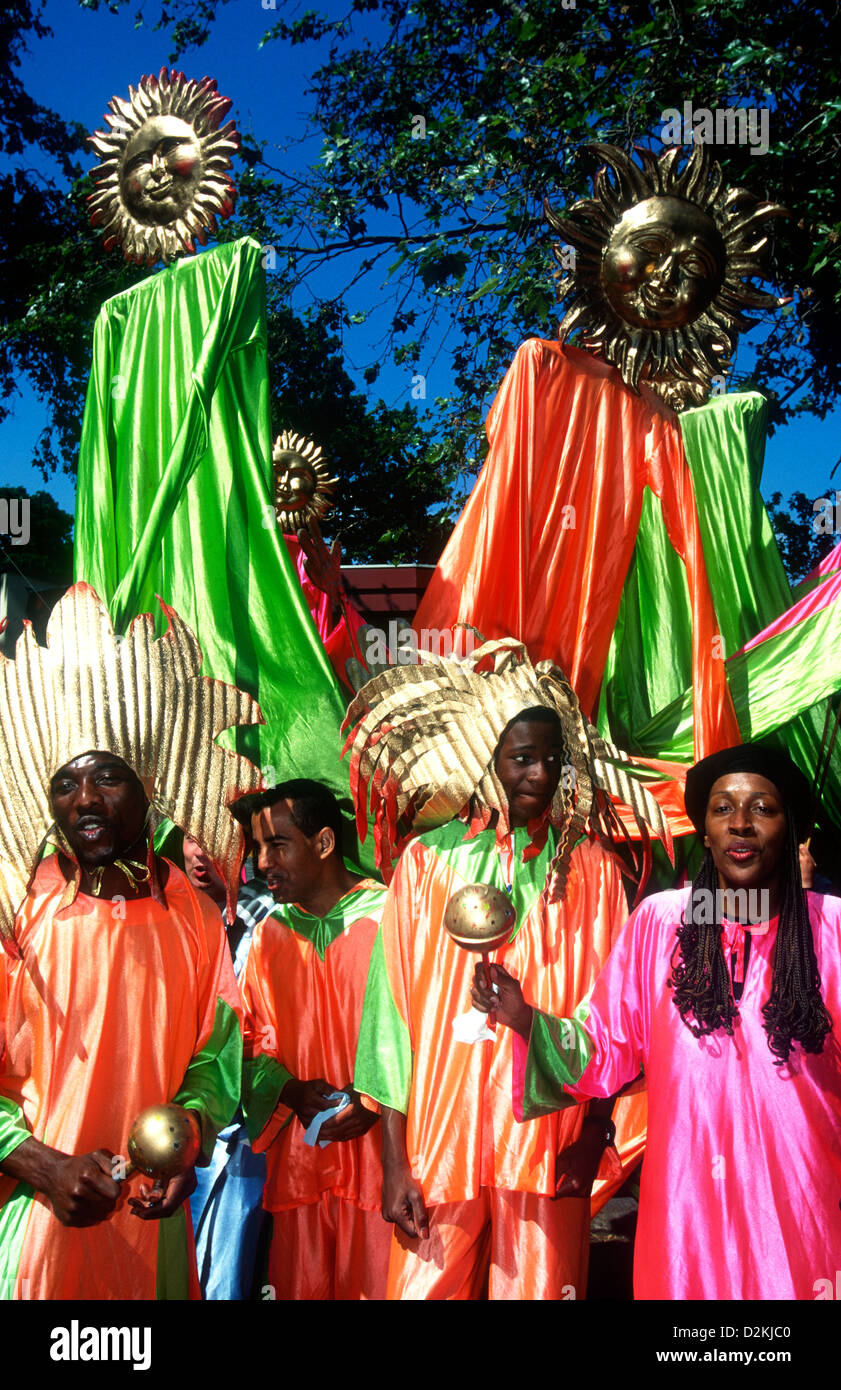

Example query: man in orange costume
[0,587,261,1300]
[348,642,668,1300]
[240,779,391,1300]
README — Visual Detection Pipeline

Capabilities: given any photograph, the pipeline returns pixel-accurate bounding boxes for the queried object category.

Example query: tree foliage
[766,487,837,585]
[0,1,453,561]
[0,2,145,476]
[3,0,841,562]
[0,486,73,585]
[234,0,841,479]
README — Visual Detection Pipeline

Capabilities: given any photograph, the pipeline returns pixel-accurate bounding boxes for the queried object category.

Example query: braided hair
[669,805,832,1065]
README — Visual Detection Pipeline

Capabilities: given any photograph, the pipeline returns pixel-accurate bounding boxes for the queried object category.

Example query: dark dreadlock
[669,806,832,1065]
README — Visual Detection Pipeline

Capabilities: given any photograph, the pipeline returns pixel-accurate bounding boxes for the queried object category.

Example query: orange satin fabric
[378,835,634,1203]
[414,342,739,760]
[268,1195,391,1300]
[591,1092,646,1217]
[387,1188,590,1301]
[0,856,241,1300]
[241,884,384,1212]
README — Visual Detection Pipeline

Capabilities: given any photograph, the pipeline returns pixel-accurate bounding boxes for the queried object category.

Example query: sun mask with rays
[88,67,239,267]
[545,143,787,410]
[273,432,338,534]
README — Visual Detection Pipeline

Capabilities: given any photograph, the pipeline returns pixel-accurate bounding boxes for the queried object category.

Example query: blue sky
[2,0,840,523]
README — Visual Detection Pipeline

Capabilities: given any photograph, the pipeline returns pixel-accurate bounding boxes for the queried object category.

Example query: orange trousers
[386,1187,590,1301]
[268,1195,391,1300]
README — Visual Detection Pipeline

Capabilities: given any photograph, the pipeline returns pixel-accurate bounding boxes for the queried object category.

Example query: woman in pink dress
[473,744,841,1299]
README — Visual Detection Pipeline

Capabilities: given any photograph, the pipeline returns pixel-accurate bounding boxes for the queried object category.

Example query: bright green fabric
[155,1204,191,1301]
[277,885,387,961]
[599,486,694,748]
[599,392,790,752]
[0,1182,33,1301]
[634,593,841,778]
[74,236,350,802]
[417,820,555,935]
[679,392,792,654]
[598,390,841,826]
[242,1054,293,1145]
[174,996,242,1163]
[0,1095,29,1165]
[354,928,414,1114]
[522,1001,593,1120]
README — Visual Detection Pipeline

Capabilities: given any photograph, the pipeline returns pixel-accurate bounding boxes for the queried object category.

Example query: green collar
[419,821,559,938]
[269,882,386,961]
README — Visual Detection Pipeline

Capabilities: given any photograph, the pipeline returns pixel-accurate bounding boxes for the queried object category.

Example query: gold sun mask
[546,143,787,410]
[272,432,338,534]
[88,67,239,266]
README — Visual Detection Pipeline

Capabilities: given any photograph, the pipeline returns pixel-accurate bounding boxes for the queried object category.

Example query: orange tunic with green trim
[355,823,632,1204]
[242,881,386,1212]
[0,856,243,1301]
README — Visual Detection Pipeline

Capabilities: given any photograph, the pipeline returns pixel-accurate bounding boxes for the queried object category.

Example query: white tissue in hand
[452,1006,496,1044]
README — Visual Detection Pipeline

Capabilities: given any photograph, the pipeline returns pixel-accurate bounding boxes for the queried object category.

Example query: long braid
[669,811,833,1063]
[669,852,739,1038]
[761,807,833,1064]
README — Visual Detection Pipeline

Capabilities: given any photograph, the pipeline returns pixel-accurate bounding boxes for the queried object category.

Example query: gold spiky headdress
[342,638,671,899]
[547,142,786,410]
[88,67,239,266]
[0,584,264,954]
[272,431,338,534]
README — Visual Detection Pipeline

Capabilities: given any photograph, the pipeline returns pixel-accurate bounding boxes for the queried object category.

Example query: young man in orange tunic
[240,779,391,1300]
[347,642,668,1300]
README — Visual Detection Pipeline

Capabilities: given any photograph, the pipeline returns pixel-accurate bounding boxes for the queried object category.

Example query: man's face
[494,719,563,829]
[50,751,147,868]
[703,773,788,897]
[251,799,330,905]
[183,834,225,901]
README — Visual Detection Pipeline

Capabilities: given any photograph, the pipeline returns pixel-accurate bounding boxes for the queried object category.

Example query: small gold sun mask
[272,433,338,533]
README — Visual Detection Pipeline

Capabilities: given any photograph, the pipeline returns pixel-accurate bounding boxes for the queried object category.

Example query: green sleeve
[173,996,242,1162]
[0,1095,29,1165]
[521,1001,593,1120]
[354,927,413,1114]
[242,1054,293,1145]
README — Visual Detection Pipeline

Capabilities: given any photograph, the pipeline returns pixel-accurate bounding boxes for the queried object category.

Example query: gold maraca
[444,883,516,987]
[123,1102,202,1181]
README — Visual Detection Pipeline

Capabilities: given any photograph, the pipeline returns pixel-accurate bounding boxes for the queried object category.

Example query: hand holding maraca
[471,960,534,1041]
[123,1103,202,1221]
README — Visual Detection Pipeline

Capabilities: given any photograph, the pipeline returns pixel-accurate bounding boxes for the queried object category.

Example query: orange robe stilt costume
[414,341,739,759]
[354,822,630,1300]
[242,882,391,1300]
[0,857,243,1300]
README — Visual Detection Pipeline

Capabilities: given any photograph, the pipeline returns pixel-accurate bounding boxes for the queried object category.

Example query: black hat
[684,743,812,839]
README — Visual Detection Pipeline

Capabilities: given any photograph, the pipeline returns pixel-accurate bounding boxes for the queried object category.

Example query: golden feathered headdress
[342,637,671,898]
[0,584,264,954]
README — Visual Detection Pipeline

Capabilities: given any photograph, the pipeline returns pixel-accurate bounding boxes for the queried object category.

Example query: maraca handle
[482,951,493,990]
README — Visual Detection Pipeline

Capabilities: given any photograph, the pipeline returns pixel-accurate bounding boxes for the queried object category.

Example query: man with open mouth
[0,584,261,1300]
